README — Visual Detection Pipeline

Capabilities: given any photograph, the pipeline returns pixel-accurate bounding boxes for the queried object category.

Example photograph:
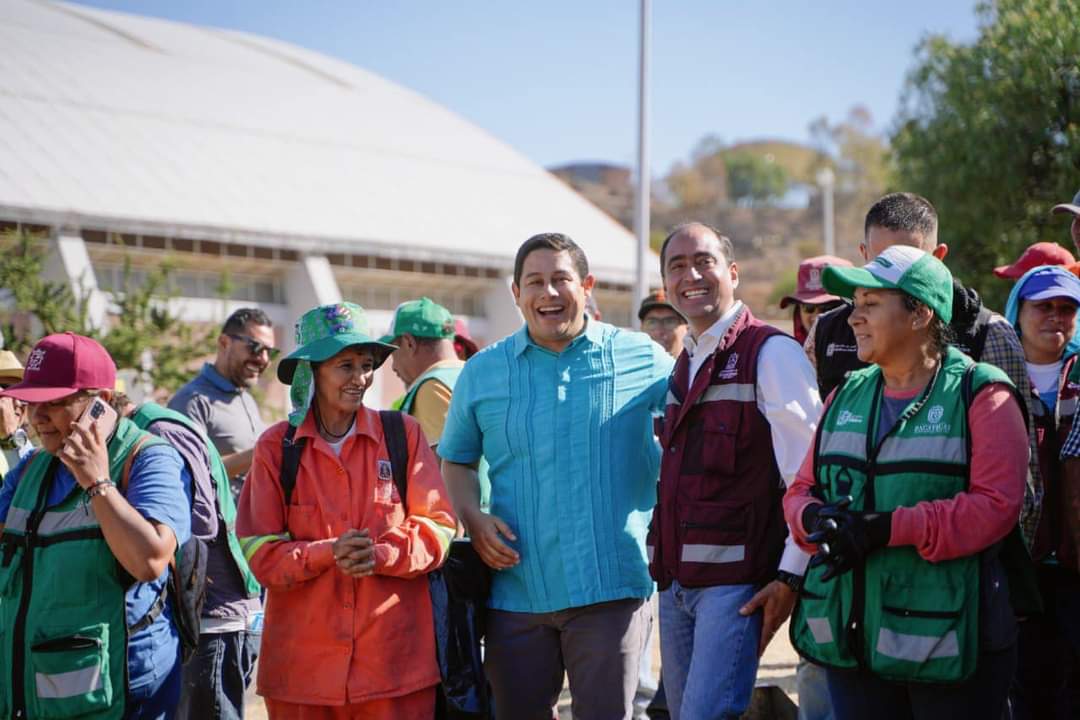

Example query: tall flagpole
[632,0,651,329]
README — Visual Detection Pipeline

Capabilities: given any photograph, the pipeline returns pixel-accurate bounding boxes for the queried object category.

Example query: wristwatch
[776,570,804,593]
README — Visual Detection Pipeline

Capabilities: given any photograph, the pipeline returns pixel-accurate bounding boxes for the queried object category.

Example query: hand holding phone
[74,397,118,439]
[59,396,118,489]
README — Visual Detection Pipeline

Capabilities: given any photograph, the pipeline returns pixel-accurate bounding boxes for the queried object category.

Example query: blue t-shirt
[0,445,192,691]
[440,320,673,613]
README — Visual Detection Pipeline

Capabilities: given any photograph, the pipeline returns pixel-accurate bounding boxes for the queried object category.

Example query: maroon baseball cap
[780,255,853,308]
[993,242,1075,279]
[1,332,116,403]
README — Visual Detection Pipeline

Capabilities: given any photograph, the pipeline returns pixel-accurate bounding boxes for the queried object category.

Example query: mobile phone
[75,397,118,438]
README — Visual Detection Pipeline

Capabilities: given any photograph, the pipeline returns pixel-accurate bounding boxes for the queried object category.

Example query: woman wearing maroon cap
[0,332,191,719]
[779,255,853,344]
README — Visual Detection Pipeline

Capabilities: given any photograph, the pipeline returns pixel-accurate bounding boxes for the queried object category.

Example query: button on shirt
[685,301,822,575]
[440,320,674,613]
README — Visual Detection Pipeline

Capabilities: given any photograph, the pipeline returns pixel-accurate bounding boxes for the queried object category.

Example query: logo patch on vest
[914,405,951,434]
[719,352,739,379]
[826,343,857,357]
[837,410,864,426]
[377,460,392,481]
[26,348,46,372]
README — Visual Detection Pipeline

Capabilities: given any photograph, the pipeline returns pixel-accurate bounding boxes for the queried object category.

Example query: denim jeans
[177,630,259,720]
[660,581,761,720]
[125,646,183,720]
[825,643,1016,720]
[797,660,834,720]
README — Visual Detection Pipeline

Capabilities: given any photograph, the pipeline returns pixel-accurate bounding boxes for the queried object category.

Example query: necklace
[314,405,352,440]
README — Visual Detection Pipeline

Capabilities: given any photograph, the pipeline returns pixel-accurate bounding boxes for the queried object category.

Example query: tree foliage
[0,229,217,393]
[725,151,789,207]
[891,0,1080,307]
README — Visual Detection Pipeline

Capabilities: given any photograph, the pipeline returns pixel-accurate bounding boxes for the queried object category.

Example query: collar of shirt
[200,362,241,395]
[684,300,743,360]
[511,316,605,357]
[294,404,381,445]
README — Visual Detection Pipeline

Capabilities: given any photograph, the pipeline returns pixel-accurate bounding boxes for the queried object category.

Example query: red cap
[993,242,1075,279]
[453,318,479,360]
[1,333,116,403]
[780,255,853,308]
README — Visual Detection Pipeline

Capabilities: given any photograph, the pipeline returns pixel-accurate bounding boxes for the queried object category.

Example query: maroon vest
[1031,353,1079,569]
[647,306,787,590]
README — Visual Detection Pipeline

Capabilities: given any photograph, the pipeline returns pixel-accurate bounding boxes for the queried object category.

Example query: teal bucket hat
[278,302,398,426]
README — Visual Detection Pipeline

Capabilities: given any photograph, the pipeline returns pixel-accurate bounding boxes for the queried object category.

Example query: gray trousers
[486,597,651,720]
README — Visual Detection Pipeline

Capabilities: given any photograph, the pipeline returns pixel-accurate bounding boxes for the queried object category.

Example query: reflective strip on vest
[238,533,291,563]
[681,544,745,564]
[1029,401,1046,418]
[806,617,834,644]
[35,665,103,699]
[646,544,655,563]
[875,627,960,662]
[4,506,101,535]
[818,430,866,458]
[1060,397,1077,418]
[876,436,966,465]
[414,516,455,559]
[700,384,755,404]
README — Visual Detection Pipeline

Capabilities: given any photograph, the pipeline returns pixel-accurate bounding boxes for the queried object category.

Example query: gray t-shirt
[142,414,260,623]
[169,363,267,495]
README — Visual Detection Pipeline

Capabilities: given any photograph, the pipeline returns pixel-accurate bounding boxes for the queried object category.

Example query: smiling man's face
[512,248,595,354]
[663,227,738,336]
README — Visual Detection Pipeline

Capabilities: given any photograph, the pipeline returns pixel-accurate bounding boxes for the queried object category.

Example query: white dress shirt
[685,301,822,575]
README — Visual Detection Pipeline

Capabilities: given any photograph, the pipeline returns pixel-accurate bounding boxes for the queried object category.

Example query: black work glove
[806,496,892,582]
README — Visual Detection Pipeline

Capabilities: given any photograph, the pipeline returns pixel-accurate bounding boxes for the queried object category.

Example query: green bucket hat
[822,245,954,323]
[378,297,456,344]
[278,302,398,426]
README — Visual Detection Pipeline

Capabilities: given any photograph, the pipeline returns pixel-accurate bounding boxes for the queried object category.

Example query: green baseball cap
[277,302,398,384]
[378,297,455,344]
[822,245,954,323]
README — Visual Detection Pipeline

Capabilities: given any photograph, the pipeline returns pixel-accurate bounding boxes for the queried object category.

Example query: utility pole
[632,0,651,329]
[816,166,836,256]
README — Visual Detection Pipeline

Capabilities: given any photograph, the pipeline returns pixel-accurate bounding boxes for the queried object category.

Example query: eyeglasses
[642,316,685,331]
[42,390,97,410]
[227,333,280,360]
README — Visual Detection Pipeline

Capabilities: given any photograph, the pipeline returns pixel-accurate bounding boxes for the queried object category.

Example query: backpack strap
[969,306,994,362]
[379,410,409,509]
[119,434,155,494]
[279,424,307,506]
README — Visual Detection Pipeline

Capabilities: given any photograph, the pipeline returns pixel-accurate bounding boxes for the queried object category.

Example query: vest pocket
[701,416,738,476]
[867,573,976,684]
[678,500,749,583]
[29,623,113,718]
[790,565,858,670]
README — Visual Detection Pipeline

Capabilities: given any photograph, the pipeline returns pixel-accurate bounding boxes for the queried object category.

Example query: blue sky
[73,1,981,175]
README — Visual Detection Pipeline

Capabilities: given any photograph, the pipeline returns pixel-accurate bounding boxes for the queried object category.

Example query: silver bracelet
[85,478,114,499]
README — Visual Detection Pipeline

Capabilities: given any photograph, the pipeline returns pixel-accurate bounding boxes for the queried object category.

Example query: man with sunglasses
[639,289,687,359]
[169,307,276,720]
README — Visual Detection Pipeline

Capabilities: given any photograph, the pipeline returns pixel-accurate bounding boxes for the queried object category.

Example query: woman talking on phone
[0,333,192,720]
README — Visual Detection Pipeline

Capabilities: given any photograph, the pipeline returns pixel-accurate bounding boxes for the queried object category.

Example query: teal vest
[791,347,1011,684]
[0,419,157,719]
[401,365,491,513]
[130,402,260,598]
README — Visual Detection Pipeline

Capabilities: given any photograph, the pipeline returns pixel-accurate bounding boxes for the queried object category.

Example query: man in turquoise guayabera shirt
[440,233,674,719]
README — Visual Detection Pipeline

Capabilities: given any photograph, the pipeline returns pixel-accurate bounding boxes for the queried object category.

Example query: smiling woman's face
[30,391,95,454]
[314,347,376,417]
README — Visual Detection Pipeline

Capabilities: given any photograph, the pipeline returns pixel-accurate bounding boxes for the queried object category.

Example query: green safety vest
[401,365,491,513]
[791,347,1011,684]
[130,402,260,598]
[0,418,158,719]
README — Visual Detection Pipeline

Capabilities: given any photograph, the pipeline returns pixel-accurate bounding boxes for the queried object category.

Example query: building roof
[0,1,656,282]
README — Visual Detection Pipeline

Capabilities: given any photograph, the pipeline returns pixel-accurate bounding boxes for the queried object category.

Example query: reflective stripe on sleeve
[414,516,455,560]
[238,533,291,563]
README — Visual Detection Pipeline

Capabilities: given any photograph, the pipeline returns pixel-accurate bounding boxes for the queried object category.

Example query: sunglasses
[227,333,280,360]
[642,316,685,331]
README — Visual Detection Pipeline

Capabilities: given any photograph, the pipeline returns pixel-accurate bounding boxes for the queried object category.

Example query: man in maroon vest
[647,223,821,719]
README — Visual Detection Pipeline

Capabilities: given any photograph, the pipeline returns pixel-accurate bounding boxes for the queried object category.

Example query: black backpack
[280,411,492,719]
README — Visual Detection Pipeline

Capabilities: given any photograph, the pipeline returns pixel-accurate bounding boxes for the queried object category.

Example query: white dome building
[0,0,655,364]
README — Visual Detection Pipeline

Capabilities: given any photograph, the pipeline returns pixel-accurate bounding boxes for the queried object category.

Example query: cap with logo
[637,289,679,320]
[993,242,1075,280]
[378,297,456,345]
[780,255,854,308]
[0,332,116,403]
[822,245,954,323]
[1052,188,1080,217]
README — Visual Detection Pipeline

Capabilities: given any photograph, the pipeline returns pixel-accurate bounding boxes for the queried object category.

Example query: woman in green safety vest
[783,246,1029,720]
[0,333,192,720]
[1003,264,1080,718]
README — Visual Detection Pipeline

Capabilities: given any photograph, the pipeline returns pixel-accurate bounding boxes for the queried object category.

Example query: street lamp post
[816,166,836,256]
[632,0,651,329]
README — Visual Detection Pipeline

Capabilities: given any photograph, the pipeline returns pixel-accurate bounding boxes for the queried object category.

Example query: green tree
[891,0,1080,308]
[0,229,216,393]
[725,151,789,207]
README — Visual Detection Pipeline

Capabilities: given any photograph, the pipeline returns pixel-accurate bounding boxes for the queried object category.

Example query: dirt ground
[243,618,799,719]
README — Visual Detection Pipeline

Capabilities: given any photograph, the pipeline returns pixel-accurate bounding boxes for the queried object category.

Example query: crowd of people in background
[1,188,1080,720]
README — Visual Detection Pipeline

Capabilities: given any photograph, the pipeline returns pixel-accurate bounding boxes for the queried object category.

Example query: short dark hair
[222,307,272,335]
[513,233,589,286]
[864,193,938,241]
[659,222,734,276]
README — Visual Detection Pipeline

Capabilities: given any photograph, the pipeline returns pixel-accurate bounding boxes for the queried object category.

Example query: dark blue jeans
[825,643,1017,720]
[176,630,259,720]
[125,648,183,720]
[1012,564,1080,719]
